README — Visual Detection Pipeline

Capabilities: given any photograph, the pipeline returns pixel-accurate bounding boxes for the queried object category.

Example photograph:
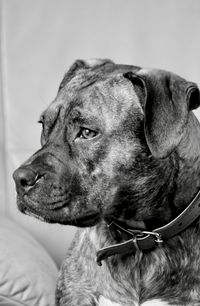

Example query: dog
[13,59,200,306]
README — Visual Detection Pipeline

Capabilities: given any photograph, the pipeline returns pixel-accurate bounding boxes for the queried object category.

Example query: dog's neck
[174,112,200,210]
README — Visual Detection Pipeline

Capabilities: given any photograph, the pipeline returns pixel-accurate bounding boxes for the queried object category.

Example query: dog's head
[13,59,200,228]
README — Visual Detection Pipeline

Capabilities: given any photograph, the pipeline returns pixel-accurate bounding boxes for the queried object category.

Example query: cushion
[0,216,58,306]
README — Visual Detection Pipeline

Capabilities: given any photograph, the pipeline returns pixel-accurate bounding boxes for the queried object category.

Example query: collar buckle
[154,233,163,248]
[132,230,163,249]
[138,230,163,248]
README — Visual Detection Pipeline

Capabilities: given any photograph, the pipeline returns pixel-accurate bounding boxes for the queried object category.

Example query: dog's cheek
[74,162,116,213]
[64,168,103,214]
[72,139,140,212]
[84,161,126,214]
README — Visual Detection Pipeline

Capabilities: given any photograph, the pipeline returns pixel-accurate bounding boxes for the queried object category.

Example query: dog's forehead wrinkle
[43,98,66,122]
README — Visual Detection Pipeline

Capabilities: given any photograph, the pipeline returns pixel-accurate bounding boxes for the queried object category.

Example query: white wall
[1,0,200,266]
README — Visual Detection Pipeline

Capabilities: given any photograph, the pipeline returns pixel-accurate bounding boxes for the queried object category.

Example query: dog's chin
[17,199,101,227]
[70,212,101,227]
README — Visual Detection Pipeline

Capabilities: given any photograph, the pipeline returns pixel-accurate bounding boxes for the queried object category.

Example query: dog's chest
[73,228,200,306]
[99,297,170,306]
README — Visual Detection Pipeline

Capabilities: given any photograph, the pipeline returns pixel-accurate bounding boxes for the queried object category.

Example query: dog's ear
[59,59,114,91]
[124,70,200,158]
[67,58,114,74]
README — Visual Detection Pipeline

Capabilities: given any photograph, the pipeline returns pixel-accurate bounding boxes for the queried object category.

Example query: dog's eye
[78,128,98,139]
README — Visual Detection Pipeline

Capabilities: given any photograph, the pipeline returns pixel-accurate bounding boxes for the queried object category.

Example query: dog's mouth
[17,197,61,223]
[17,196,101,227]
[24,194,68,210]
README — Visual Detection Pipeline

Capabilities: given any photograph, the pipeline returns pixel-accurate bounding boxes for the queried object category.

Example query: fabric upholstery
[0,216,58,306]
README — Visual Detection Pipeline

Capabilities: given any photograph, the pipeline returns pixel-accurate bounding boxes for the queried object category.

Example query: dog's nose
[13,167,39,190]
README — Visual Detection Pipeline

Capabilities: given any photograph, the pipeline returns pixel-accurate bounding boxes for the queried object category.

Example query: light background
[0,0,200,266]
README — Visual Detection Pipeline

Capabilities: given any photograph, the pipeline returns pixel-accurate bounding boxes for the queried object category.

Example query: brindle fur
[13,59,200,305]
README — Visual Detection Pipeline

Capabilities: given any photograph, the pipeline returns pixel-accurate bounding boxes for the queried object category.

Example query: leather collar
[96,189,200,266]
